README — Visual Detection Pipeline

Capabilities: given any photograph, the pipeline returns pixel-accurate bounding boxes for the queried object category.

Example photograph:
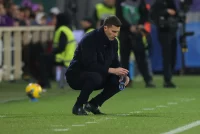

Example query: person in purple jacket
[0,3,13,26]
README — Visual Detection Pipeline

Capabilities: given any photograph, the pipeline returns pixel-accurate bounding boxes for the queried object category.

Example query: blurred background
[0,0,199,83]
[0,1,200,133]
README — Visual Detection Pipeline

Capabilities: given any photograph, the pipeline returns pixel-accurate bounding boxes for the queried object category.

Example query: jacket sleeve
[53,32,67,54]
[80,36,109,75]
[110,40,120,68]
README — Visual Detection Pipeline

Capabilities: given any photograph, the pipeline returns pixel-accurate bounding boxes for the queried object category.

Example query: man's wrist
[108,68,116,74]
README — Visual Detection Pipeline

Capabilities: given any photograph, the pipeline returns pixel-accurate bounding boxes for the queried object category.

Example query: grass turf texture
[0,76,200,134]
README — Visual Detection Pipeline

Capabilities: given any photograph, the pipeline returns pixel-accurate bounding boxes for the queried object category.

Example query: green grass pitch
[0,76,200,134]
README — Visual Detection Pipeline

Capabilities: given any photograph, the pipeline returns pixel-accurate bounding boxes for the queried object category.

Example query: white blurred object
[35,12,46,25]
[50,7,60,15]
[56,66,61,82]
[56,66,68,88]
[42,89,47,93]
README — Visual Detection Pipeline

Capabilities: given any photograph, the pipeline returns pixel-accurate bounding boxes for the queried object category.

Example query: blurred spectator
[48,7,60,26]
[31,4,41,15]
[29,12,35,25]
[24,7,31,19]
[35,12,46,25]
[13,7,26,26]
[3,0,13,9]
[0,4,5,15]
[7,3,16,17]
[0,3,13,26]
[38,12,76,89]
[50,7,60,15]
[65,0,78,29]
[23,7,32,25]
[80,17,95,33]
[38,3,44,12]
[116,0,155,88]
[21,0,32,8]
[0,0,3,4]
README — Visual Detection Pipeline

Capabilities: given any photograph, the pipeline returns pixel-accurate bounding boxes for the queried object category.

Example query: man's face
[104,25,120,41]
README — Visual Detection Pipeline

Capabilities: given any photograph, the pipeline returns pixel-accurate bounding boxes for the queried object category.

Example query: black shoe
[84,103,105,115]
[164,82,176,88]
[72,105,88,115]
[145,81,156,88]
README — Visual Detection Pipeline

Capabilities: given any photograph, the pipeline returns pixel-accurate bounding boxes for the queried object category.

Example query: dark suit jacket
[66,26,120,78]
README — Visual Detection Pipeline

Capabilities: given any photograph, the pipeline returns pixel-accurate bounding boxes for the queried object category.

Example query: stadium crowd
[0,0,58,27]
[0,0,60,82]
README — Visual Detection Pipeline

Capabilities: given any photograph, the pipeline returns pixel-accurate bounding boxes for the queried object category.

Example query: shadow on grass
[0,112,171,119]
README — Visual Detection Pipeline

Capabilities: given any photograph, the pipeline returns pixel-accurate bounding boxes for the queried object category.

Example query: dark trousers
[119,31,152,83]
[22,45,30,76]
[39,53,63,88]
[157,30,177,82]
[66,72,120,107]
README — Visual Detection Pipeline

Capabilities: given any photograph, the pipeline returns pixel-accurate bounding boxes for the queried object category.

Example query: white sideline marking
[105,117,117,120]
[0,115,6,118]
[134,111,141,113]
[167,102,178,105]
[117,114,130,116]
[53,128,69,132]
[85,122,97,124]
[180,98,196,102]
[0,97,27,103]
[143,108,155,111]
[162,120,200,134]
[156,105,168,108]
[72,124,85,127]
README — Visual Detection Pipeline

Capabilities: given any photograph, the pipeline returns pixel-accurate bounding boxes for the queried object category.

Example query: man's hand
[125,76,130,86]
[167,9,176,16]
[108,67,129,76]
[119,75,130,86]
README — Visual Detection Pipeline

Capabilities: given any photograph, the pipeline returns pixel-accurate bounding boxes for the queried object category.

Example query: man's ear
[104,25,107,30]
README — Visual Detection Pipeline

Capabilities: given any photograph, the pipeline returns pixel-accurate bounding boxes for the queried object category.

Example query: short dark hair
[103,15,122,27]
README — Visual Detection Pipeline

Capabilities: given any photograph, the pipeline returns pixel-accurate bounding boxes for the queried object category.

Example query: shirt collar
[98,26,111,43]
